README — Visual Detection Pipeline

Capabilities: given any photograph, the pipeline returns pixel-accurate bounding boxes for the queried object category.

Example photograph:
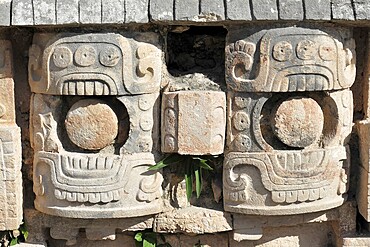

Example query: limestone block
[161,91,226,155]
[225,0,252,20]
[332,0,355,20]
[25,209,154,243]
[200,0,225,20]
[278,0,303,20]
[33,0,56,25]
[150,0,174,21]
[153,207,232,234]
[0,40,22,231]
[343,236,370,246]
[225,27,356,92]
[102,0,125,24]
[304,0,331,20]
[174,0,199,21]
[251,0,278,20]
[357,120,370,221]
[125,0,149,23]
[163,233,229,247]
[79,0,102,24]
[29,32,162,95]
[0,0,11,26]
[353,1,370,20]
[56,0,79,24]
[15,244,47,247]
[224,26,354,216]
[12,0,34,25]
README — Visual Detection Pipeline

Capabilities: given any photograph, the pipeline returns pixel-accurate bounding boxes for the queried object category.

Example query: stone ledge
[2,0,370,26]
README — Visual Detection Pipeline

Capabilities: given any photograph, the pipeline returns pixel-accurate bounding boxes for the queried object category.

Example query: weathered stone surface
[231,201,356,241]
[65,99,119,150]
[230,223,334,247]
[12,0,34,25]
[79,0,102,24]
[332,0,355,20]
[15,244,47,247]
[25,209,154,244]
[272,97,324,148]
[163,233,229,247]
[56,0,79,24]
[226,27,356,92]
[225,0,252,20]
[174,0,199,21]
[343,236,370,246]
[154,207,232,234]
[304,0,331,20]
[161,91,226,155]
[102,0,125,24]
[0,0,11,26]
[150,0,173,21]
[357,121,370,221]
[33,0,56,25]
[251,0,278,20]
[278,0,303,20]
[224,26,354,216]
[353,1,370,20]
[125,0,149,23]
[0,40,22,231]
[29,33,162,95]
[200,0,225,20]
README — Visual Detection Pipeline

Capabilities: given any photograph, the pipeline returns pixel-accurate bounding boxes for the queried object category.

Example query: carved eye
[99,46,121,67]
[52,46,73,68]
[297,40,317,60]
[319,44,335,61]
[74,45,96,67]
[273,41,293,62]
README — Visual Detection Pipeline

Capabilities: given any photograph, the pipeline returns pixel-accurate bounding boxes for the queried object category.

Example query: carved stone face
[29,33,163,218]
[224,27,355,215]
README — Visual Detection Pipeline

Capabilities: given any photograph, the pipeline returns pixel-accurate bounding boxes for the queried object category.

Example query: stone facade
[2,1,370,247]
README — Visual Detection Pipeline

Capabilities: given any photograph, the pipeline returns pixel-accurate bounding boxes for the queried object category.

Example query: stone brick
[163,233,229,247]
[154,207,232,234]
[304,0,331,20]
[174,0,199,21]
[278,0,303,20]
[102,0,125,24]
[125,0,149,23]
[56,0,79,24]
[251,0,278,20]
[0,0,11,26]
[12,0,34,25]
[161,91,226,155]
[225,0,252,20]
[343,236,370,246]
[150,0,173,21]
[332,0,355,20]
[79,0,102,24]
[0,40,22,231]
[353,1,370,20]
[33,0,56,25]
[200,0,225,20]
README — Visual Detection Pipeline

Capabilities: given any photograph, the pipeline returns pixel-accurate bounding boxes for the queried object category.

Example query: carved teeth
[62,81,110,95]
[54,188,123,203]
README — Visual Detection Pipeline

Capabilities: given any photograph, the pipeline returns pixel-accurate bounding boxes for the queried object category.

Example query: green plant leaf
[143,239,156,247]
[10,238,18,246]
[198,159,213,170]
[185,159,193,200]
[194,166,201,198]
[148,154,182,171]
[135,232,143,242]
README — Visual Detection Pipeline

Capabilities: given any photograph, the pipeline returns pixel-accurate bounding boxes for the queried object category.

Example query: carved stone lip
[35,151,155,193]
[56,73,119,95]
